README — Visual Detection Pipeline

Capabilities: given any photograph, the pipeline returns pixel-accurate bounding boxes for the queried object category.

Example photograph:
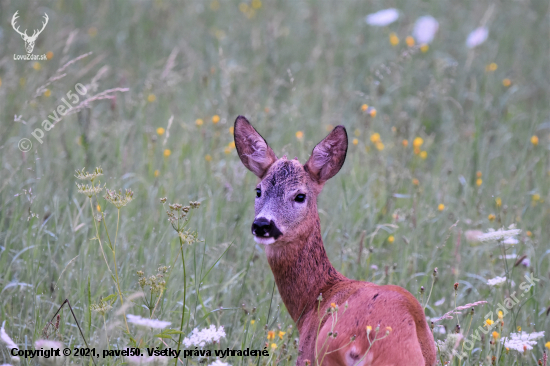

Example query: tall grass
[1,1,549,365]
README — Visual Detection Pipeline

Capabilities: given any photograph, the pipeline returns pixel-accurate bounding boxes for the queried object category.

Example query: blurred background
[1,0,549,364]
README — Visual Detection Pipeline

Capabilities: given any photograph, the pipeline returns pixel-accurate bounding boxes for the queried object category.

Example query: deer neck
[265,216,346,325]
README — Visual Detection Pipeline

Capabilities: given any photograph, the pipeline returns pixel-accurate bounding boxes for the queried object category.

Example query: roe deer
[234,116,436,366]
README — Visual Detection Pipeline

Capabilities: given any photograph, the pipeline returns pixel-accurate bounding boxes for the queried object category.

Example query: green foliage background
[1,0,549,364]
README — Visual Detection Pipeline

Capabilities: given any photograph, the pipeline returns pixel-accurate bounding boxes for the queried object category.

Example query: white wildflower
[413,16,439,44]
[127,314,171,329]
[466,27,488,48]
[477,229,521,242]
[487,276,506,286]
[365,8,399,27]
[34,340,65,366]
[500,331,545,352]
[434,298,445,306]
[502,237,519,245]
[209,361,231,366]
[0,322,19,362]
[183,325,226,348]
[126,355,168,366]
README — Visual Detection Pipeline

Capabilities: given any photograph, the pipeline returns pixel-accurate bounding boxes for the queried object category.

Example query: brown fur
[234,116,436,366]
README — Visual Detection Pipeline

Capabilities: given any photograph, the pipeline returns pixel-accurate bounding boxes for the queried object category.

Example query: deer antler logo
[12,11,49,54]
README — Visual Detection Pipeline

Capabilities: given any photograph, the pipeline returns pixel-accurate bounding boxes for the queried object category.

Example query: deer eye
[256,188,261,198]
[294,194,306,203]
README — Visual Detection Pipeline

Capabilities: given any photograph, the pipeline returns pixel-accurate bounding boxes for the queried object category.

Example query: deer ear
[304,125,348,183]
[234,116,277,178]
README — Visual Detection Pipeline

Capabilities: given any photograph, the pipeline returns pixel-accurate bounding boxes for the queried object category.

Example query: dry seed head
[75,167,103,182]
[104,188,134,209]
[160,197,167,203]
[76,182,104,198]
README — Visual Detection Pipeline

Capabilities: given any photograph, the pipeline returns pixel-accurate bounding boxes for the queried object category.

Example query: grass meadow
[1,0,550,365]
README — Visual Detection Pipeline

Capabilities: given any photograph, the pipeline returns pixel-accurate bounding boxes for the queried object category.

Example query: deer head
[234,116,348,246]
[12,11,49,54]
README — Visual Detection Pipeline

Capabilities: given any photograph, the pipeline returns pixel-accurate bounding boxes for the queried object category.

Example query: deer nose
[252,218,273,237]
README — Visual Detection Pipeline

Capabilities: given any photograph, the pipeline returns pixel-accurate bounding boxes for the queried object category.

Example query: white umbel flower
[183,325,226,348]
[466,27,489,48]
[487,276,506,286]
[477,228,521,242]
[209,361,231,366]
[500,331,545,352]
[127,314,171,329]
[365,9,399,27]
[413,16,439,44]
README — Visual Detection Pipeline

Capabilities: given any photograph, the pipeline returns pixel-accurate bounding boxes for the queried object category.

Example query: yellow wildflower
[526,231,532,237]
[420,44,429,53]
[252,0,262,9]
[154,170,159,177]
[361,104,368,112]
[296,131,304,140]
[205,154,212,162]
[413,137,424,148]
[476,171,482,178]
[495,197,502,208]
[402,139,408,147]
[195,118,204,126]
[366,325,372,334]
[267,331,275,340]
[405,36,415,47]
[545,341,550,350]
[163,149,171,157]
[352,138,359,145]
[229,126,234,134]
[250,320,255,325]
[476,178,482,186]
[498,311,504,319]
[354,129,360,137]
[229,141,236,148]
[271,343,277,349]
[97,204,101,212]
[488,214,495,221]
[239,3,248,13]
[420,151,427,159]
[485,319,494,327]
[375,142,384,151]
[370,133,381,143]
[388,235,394,243]
[330,303,336,308]
[438,204,445,211]
[389,32,399,46]
[502,78,511,87]
[44,89,51,97]
[517,326,521,331]
[33,62,41,71]
[492,331,500,339]
[486,63,498,72]
[278,331,286,339]
[224,146,232,154]
[412,178,419,186]
[156,127,165,135]
[531,135,539,146]
[46,51,54,60]
[212,115,220,124]
[147,94,156,103]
